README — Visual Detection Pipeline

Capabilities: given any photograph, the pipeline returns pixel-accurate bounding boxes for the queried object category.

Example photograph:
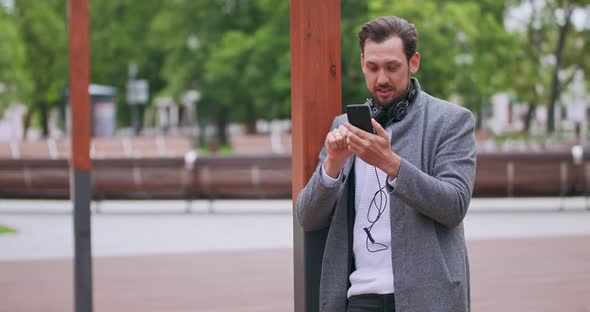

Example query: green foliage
[506,0,589,132]
[14,0,66,104]
[0,6,31,115]
[365,0,517,116]
[0,224,17,234]
[147,0,290,142]
[341,1,369,107]
[197,143,233,155]
[11,0,66,135]
[1,0,587,139]
[89,1,164,128]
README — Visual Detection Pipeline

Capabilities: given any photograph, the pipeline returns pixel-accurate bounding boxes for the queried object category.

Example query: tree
[450,1,518,129]
[89,1,164,130]
[341,1,369,108]
[149,0,290,144]
[368,0,517,129]
[507,0,590,133]
[0,5,31,116]
[544,0,590,133]
[13,0,66,137]
[148,1,231,142]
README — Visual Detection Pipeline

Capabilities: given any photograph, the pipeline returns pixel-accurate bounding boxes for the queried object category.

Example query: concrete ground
[1,198,589,311]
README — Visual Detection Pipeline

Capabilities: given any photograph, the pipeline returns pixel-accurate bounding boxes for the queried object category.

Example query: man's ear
[409,52,420,74]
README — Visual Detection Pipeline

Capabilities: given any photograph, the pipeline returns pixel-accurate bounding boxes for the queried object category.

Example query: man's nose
[377,70,388,85]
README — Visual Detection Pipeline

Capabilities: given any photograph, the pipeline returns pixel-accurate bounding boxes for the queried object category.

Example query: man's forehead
[364,36,404,51]
[363,36,406,62]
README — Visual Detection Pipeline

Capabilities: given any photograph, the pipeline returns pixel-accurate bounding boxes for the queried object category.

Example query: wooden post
[68,0,93,311]
[291,0,341,311]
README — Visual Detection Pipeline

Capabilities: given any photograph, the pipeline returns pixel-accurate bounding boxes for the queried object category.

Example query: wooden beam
[290,0,341,311]
[69,0,91,171]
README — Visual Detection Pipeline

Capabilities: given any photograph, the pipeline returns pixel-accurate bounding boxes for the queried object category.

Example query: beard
[370,73,413,108]
[371,84,406,108]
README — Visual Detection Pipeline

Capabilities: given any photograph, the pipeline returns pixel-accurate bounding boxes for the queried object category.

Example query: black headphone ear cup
[368,83,415,127]
[373,109,389,129]
[393,102,408,122]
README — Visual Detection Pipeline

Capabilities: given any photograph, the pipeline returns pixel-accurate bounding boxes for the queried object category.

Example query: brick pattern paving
[0,137,193,159]
[0,134,290,158]
[0,236,589,312]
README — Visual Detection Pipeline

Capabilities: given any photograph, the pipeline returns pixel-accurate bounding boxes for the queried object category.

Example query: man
[296,16,476,312]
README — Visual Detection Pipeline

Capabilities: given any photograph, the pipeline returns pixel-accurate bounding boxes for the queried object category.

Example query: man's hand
[345,119,401,179]
[324,125,353,178]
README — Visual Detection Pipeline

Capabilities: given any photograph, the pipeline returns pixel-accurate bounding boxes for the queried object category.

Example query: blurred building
[0,103,26,141]
[65,84,117,138]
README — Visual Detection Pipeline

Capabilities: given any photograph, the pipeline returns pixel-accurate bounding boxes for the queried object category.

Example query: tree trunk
[475,95,486,131]
[245,102,256,134]
[198,121,207,147]
[245,120,256,134]
[40,100,49,138]
[23,110,33,140]
[524,102,535,133]
[547,6,573,133]
[216,106,228,146]
[476,108,483,130]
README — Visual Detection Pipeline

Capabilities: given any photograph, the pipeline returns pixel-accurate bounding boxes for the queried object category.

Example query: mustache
[376,83,392,90]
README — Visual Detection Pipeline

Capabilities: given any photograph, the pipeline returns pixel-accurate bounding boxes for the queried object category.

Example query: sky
[505,1,589,33]
[0,0,13,11]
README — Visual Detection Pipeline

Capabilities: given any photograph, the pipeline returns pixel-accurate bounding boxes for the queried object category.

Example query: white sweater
[320,130,396,298]
[347,156,394,297]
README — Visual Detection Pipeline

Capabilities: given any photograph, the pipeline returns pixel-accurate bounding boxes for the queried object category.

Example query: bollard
[560,161,568,211]
[507,161,514,197]
[184,151,198,213]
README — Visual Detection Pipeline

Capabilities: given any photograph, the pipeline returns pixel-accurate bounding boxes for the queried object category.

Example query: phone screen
[346,104,374,133]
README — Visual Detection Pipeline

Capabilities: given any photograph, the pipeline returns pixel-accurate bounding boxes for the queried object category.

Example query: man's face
[361,36,420,107]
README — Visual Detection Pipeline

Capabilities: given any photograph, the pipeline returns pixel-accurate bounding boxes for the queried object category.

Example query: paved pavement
[0,249,294,312]
[1,198,590,311]
[1,198,590,260]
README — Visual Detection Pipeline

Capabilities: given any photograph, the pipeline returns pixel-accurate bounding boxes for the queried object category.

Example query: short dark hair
[358,16,418,62]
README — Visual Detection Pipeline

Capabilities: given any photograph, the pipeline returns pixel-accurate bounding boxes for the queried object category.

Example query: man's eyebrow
[385,60,402,66]
[364,59,403,66]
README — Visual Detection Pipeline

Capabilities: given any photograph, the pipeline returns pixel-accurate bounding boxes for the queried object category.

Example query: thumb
[371,118,388,139]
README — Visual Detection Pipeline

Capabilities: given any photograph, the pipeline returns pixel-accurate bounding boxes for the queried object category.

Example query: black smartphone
[346,104,374,133]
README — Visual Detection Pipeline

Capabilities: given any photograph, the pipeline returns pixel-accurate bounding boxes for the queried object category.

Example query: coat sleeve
[389,108,476,229]
[296,118,347,231]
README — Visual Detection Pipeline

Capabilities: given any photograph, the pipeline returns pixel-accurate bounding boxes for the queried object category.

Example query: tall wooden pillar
[291,1,342,311]
[68,1,93,311]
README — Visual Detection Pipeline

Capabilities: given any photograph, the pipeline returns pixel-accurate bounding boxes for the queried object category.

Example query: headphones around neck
[368,81,417,129]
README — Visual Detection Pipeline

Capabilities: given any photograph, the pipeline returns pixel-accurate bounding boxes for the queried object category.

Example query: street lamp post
[68,0,93,311]
[127,63,149,136]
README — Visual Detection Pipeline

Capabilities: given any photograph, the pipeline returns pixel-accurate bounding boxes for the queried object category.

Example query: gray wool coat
[296,78,476,312]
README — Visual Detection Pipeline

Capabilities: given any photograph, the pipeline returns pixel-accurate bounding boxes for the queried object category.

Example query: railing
[0,150,589,199]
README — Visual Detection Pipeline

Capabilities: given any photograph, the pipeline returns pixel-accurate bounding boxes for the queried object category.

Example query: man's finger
[347,130,372,154]
[371,119,388,139]
[335,135,345,150]
[345,127,365,146]
[347,138,371,162]
[344,122,372,140]
[326,133,337,149]
[347,136,362,154]
[334,129,347,150]
[338,125,349,140]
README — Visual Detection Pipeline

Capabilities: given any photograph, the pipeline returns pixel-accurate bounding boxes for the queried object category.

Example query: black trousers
[346,293,396,312]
